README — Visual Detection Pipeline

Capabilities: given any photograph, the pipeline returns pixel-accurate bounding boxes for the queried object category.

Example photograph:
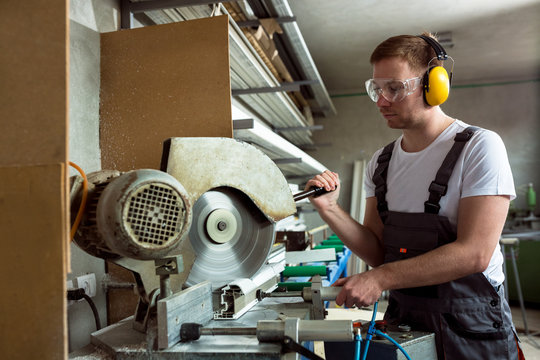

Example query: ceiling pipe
[268,0,337,117]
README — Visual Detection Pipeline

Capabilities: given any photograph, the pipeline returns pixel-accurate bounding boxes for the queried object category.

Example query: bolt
[217,221,227,231]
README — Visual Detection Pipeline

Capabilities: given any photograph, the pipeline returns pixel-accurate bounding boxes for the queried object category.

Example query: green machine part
[506,241,540,305]
[321,239,343,246]
[283,265,327,277]
[313,244,344,252]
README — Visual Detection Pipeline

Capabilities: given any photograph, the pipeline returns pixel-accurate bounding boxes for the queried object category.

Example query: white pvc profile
[232,100,326,178]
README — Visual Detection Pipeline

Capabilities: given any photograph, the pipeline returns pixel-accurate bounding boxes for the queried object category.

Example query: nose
[376,94,391,107]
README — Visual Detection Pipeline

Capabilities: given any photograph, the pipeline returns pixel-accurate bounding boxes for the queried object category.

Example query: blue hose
[374,330,412,360]
[360,301,378,360]
[357,300,412,360]
[354,331,362,360]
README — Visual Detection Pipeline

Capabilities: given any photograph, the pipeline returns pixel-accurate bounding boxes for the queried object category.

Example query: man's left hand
[333,271,383,308]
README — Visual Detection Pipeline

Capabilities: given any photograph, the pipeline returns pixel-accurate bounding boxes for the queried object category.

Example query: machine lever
[293,185,337,202]
[282,336,325,360]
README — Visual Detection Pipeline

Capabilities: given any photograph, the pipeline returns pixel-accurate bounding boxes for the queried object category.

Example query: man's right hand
[305,170,340,210]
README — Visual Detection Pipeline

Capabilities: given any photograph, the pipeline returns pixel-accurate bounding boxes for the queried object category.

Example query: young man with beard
[306,33,523,359]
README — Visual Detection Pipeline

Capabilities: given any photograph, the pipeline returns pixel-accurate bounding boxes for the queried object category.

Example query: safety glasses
[365,77,422,103]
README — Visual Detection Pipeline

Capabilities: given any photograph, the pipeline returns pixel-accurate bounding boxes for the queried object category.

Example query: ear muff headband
[418,35,453,106]
[418,35,448,61]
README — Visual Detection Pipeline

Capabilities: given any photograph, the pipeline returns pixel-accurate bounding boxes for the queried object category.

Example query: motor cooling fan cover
[96,169,192,260]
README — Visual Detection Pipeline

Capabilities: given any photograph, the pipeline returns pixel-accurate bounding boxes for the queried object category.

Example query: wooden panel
[0,1,68,167]
[0,164,67,359]
[100,15,233,171]
[0,1,68,359]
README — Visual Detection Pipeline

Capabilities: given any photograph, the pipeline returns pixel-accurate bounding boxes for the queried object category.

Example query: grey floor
[511,305,540,359]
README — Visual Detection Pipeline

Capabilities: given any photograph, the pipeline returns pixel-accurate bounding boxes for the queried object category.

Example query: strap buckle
[429,181,447,196]
[424,201,441,214]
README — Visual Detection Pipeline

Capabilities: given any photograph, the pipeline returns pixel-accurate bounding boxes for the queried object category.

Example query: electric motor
[71,169,192,260]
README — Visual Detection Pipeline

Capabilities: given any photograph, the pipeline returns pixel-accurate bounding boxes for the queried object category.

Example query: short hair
[370,32,443,75]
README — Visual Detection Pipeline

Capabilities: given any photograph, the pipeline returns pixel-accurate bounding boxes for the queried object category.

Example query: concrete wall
[447,81,540,211]
[303,80,540,231]
[67,0,120,351]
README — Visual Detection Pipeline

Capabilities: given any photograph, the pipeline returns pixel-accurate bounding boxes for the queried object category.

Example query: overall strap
[424,126,479,214]
[373,141,396,222]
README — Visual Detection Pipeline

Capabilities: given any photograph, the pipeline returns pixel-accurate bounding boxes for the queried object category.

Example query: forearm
[373,240,488,291]
[334,239,485,308]
[317,203,384,267]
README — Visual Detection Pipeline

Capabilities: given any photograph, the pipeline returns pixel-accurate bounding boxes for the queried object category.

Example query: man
[306,33,523,359]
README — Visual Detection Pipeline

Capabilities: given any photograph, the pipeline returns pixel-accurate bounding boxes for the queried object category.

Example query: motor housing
[72,169,192,260]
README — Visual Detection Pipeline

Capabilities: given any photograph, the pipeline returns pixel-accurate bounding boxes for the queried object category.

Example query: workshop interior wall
[67,0,121,351]
[447,81,540,212]
[0,1,69,359]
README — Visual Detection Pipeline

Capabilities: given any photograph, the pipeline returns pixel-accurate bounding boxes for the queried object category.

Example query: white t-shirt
[364,120,516,286]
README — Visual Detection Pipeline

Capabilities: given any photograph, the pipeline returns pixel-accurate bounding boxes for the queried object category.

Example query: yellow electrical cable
[69,161,88,241]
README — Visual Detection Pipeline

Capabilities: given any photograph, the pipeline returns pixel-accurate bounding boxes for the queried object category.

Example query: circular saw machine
[70,137,296,332]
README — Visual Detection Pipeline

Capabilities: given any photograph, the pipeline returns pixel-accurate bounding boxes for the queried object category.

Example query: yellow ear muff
[424,65,450,106]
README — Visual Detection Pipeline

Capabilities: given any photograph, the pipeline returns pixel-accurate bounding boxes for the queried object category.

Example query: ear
[424,66,450,106]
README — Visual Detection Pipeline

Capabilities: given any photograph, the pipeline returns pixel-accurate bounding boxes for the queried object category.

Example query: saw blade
[185,187,275,288]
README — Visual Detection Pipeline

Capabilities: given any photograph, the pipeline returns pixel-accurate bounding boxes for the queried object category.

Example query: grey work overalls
[373,127,520,359]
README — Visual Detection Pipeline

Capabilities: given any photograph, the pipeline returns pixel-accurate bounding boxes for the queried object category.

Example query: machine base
[70,297,312,359]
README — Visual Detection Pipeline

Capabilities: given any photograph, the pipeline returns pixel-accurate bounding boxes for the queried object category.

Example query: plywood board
[0,2,68,167]
[0,1,68,358]
[0,164,67,360]
[100,15,233,171]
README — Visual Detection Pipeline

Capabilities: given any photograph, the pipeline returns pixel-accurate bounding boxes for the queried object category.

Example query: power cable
[67,288,101,330]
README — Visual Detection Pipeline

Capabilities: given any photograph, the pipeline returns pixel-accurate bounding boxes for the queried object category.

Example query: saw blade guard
[162,137,296,223]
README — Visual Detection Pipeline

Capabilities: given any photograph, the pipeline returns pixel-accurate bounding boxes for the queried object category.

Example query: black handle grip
[293,185,337,202]
[180,323,202,341]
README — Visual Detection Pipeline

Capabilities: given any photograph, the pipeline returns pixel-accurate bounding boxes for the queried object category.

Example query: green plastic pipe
[321,239,343,246]
[283,265,327,277]
[314,245,344,252]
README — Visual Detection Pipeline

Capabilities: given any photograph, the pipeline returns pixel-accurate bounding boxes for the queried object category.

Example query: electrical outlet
[67,279,75,306]
[76,273,97,297]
